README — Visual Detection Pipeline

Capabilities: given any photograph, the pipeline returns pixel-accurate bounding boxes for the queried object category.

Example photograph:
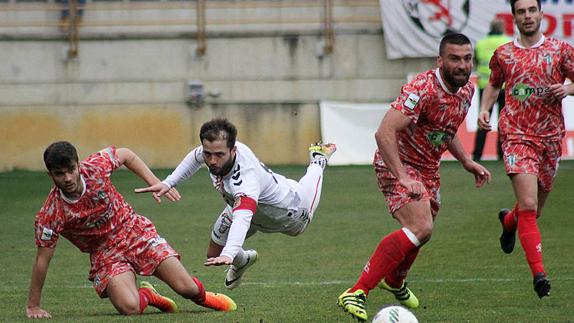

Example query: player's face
[202,139,237,176]
[438,43,473,90]
[513,0,542,37]
[48,161,83,198]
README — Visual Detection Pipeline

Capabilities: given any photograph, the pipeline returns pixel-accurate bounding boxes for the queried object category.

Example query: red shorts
[88,219,179,297]
[374,159,441,218]
[501,138,561,192]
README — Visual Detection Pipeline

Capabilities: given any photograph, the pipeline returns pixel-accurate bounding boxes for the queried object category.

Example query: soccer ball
[372,305,418,323]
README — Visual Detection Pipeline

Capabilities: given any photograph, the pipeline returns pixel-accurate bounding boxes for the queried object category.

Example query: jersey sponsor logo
[511,83,550,102]
[404,93,420,110]
[41,227,54,241]
[427,131,449,147]
[86,217,109,229]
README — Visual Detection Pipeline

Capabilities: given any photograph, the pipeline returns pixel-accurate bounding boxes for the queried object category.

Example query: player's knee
[412,223,433,244]
[518,198,537,211]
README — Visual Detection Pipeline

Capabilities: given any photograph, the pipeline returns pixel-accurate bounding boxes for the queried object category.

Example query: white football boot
[224,249,258,290]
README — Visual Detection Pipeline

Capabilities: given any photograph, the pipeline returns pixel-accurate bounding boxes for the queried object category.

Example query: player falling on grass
[478,0,574,298]
[136,118,336,290]
[26,141,236,319]
[337,33,492,322]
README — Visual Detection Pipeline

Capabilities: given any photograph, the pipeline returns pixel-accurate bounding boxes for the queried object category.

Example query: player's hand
[134,182,181,203]
[26,306,51,319]
[462,160,491,188]
[477,110,492,131]
[398,177,427,197]
[549,83,568,102]
[204,256,233,266]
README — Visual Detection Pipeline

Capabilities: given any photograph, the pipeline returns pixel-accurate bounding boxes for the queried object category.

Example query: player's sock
[384,246,420,289]
[517,209,545,276]
[190,276,206,304]
[350,228,419,295]
[139,281,178,313]
[192,276,237,312]
[503,205,518,231]
[139,289,149,313]
[232,249,249,268]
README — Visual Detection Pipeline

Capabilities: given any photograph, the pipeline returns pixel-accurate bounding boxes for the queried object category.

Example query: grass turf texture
[1,161,573,322]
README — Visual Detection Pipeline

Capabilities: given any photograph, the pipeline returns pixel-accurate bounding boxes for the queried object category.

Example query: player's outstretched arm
[27,247,55,319]
[134,182,181,202]
[447,135,491,188]
[116,147,181,203]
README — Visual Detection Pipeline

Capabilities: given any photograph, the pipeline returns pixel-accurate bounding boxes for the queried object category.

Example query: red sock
[138,289,150,314]
[384,247,420,289]
[503,206,518,232]
[517,209,545,276]
[191,276,206,304]
[350,229,418,295]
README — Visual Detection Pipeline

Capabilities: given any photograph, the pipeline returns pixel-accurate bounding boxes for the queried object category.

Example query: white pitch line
[242,276,574,287]
[2,276,573,290]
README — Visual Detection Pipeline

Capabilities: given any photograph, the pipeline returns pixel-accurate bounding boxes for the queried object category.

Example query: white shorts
[210,204,311,246]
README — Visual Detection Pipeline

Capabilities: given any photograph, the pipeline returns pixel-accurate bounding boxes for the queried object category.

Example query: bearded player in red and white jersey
[136,118,336,291]
[478,0,574,299]
[27,142,236,319]
[337,33,492,322]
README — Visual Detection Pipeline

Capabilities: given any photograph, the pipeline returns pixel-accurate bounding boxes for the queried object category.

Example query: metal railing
[0,0,381,59]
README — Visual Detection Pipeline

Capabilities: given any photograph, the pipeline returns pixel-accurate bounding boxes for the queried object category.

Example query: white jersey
[163,141,317,259]
[164,142,301,217]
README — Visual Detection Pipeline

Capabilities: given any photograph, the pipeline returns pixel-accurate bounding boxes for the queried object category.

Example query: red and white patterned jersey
[377,68,474,174]
[35,146,149,253]
[489,36,574,140]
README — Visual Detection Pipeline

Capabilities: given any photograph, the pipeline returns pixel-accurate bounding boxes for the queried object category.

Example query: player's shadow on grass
[86,308,220,319]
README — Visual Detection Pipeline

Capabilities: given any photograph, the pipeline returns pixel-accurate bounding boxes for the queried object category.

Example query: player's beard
[443,68,470,89]
[209,155,236,176]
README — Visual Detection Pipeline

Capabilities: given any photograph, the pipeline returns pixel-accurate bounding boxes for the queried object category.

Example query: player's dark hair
[510,0,541,15]
[43,141,79,171]
[200,118,237,149]
[439,33,472,56]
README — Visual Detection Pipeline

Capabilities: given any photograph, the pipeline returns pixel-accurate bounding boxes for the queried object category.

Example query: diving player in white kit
[136,118,336,289]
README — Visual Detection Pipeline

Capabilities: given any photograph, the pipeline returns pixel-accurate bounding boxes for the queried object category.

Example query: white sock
[232,249,248,267]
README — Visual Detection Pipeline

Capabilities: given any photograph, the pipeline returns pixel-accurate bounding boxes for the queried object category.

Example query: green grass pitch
[1,161,573,322]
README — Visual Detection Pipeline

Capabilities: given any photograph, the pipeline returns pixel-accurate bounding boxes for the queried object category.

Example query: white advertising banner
[319,101,389,165]
[320,96,574,165]
[380,0,574,59]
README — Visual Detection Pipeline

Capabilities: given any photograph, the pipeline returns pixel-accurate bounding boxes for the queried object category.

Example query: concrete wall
[0,0,436,171]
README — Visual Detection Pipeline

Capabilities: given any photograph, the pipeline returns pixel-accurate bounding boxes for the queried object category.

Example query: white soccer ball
[372,305,418,323]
